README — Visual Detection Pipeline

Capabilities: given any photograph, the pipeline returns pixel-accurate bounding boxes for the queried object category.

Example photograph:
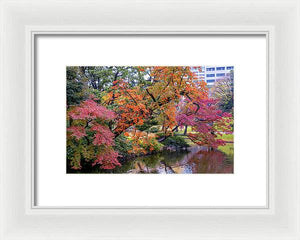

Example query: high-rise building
[191,66,234,88]
[190,66,205,84]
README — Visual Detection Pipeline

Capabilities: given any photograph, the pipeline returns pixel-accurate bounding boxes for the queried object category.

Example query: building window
[216,73,225,77]
[216,67,225,71]
[207,80,215,83]
[206,74,215,77]
[206,67,215,71]
[226,66,234,70]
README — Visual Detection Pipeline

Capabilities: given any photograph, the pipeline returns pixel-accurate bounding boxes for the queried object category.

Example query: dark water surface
[114,146,233,174]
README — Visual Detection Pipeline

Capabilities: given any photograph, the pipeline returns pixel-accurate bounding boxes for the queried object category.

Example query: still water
[114,146,233,174]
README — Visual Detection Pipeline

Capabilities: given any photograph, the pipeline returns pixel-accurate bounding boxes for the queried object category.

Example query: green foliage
[135,119,159,132]
[162,135,190,148]
[66,66,88,106]
[220,96,233,113]
[67,67,77,80]
[140,137,164,153]
[67,66,149,106]
[155,132,165,138]
[148,126,160,133]
[211,77,234,114]
[66,79,85,105]
[67,138,92,173]
[80,66,147,91]
[114,135,133,159]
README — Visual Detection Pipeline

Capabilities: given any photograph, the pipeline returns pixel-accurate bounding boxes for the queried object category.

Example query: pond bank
[113,145,233,174]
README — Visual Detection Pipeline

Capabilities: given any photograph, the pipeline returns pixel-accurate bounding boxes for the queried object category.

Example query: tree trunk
[183,125,188,135]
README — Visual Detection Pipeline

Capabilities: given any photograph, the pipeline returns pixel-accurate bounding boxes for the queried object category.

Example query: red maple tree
[176,97,233,149]
[67,99,121,170]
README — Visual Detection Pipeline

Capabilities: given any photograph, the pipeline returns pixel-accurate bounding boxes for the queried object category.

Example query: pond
[113,146,233,174]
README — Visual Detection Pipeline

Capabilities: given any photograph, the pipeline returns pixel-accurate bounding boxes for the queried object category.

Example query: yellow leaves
[81,145,94,160]
[116,99,126,105]
[125,128,159,154]
[101,93,110,102]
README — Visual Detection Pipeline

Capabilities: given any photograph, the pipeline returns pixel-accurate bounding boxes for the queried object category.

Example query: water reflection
[116,146,233,174]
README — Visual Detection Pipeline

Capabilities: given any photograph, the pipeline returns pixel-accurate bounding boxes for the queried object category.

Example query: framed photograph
[1,0,299,240]
[65,65,235,174]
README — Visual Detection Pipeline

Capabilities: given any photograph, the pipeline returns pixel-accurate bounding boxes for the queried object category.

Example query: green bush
[162,135,190,148]
[149,126,160,133]
[114,134,133,159]
[156,132,165,138]
[140,137,164,153]
[136,119,159,132]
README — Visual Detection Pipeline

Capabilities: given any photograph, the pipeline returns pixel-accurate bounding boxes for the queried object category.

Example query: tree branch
[145,88,156,102]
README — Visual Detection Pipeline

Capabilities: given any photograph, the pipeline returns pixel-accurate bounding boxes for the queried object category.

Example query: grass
[217,133,234,158]
[155,126,234,149]
[217,133,234,165]
[219,133,233,142]
[218,143,234,164]
[218,143,234,156]
[177,126,193,134]
[182,137,194,146]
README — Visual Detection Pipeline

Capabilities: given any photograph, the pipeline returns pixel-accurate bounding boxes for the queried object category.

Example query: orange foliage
[102,67,209,138]
[125,129,160,155]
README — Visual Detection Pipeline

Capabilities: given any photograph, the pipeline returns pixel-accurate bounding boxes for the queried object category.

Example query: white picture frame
[0,0,299,239]
[35,34,268,208]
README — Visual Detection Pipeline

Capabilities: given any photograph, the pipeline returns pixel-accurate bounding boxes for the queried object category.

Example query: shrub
[162,135,190,148]
[114,134,133,159]
[149,126,160,133]
[135,119,159,132]
[140,137,164,153]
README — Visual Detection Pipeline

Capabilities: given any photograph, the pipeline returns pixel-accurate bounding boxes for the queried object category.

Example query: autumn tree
[176,97,233,149]
[102,66,208,140]
[102,79,149,137]
[67,98,121,171]
[143,66,208,139]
